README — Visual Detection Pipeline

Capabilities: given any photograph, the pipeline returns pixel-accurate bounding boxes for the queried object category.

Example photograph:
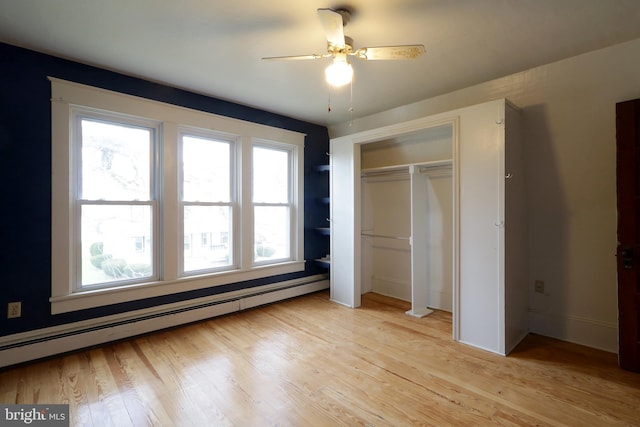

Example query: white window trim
[50,77,305,314]
[71,108,162,291]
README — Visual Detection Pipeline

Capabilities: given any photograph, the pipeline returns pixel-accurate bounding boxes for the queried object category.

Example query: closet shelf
[361,232,410,241]
[361,159,453,176]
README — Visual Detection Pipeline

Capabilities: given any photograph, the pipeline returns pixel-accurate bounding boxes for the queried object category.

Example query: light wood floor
[1,291,639,426]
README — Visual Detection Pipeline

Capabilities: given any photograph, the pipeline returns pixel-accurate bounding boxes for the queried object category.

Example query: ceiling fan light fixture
[262,8,425,93]
[325,54,353,87]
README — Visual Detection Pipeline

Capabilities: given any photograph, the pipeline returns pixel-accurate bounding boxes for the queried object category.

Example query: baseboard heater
[0,275,329,369]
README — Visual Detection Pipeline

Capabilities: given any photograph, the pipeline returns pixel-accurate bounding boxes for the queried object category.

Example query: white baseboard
[458,326,529,357]
[505,329,530,355]
[372,275,411,301]
[528,309,618,353]
[0,276,329,368]
[457,339,507,356]
[429,289,453,312]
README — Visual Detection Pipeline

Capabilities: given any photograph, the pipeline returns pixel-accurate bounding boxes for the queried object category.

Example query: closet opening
[331,99,525,354]
[359,123,454,321]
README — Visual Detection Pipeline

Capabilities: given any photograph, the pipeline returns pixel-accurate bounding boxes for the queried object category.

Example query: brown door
[616,99,640,372]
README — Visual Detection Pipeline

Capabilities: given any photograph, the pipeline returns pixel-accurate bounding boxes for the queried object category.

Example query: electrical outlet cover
[8,302,21,318]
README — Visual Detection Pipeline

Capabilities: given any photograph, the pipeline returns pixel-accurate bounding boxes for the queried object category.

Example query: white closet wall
[361,173,412,300]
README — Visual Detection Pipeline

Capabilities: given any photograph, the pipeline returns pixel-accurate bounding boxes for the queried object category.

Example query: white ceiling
[1,0,640,127]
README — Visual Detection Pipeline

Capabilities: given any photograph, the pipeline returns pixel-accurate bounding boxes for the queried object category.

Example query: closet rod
[361,232,411,241]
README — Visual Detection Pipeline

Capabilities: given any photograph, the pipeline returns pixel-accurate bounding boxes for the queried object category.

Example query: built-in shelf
[317,163,330,270]
[316,227,331,236]
[315,256,331,268]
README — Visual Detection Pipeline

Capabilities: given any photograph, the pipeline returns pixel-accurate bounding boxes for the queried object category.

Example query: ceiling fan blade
[262,53,327,61]
[317,8,346,49]
[354,45,426,60]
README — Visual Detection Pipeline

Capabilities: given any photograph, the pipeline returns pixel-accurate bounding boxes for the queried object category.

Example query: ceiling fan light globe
[325,59,353,87]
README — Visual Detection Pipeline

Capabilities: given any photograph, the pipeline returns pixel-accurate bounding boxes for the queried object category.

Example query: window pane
[254,206,289,262]
[253,146,289,203]
[183,135,230,202]
[81,204,153,287]
[81,119,151,201]
[184,205,232,272]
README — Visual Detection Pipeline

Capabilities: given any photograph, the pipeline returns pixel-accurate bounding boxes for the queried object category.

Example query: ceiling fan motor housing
[329,36,354,54]
[334,7,352,26]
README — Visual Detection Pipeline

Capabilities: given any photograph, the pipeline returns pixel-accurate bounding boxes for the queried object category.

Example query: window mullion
[240,136,253,269]
[252,202,291,207]
[163,121,179,281]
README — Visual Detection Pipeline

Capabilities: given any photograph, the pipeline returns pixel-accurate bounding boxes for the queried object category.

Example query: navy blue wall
[0,42,329,337]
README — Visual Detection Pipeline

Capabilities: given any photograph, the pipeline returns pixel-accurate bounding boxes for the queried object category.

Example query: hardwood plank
[1,290,639,426]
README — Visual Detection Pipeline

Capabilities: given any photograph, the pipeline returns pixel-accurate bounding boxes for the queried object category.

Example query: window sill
[50,261,305,314]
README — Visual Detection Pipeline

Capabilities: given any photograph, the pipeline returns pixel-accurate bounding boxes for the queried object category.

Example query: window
[50,78,304,314]
[253,144,293,264]
[180,132,234,274]
[75,112,159,289]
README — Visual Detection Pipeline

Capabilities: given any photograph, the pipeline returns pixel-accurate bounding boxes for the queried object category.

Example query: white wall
[330,37,640,353]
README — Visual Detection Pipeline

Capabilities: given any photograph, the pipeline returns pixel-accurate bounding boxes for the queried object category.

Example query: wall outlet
[534,280,545,294]
[7,301,21,318]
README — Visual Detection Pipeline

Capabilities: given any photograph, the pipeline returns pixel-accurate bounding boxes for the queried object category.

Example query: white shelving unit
[315,164,331,269]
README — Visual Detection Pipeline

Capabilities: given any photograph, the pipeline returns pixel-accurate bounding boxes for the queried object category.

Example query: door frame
[616,98,640,372]
[330,113,462,341]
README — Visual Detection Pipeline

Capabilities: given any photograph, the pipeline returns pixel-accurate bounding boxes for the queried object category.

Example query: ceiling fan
[262,8,426,87]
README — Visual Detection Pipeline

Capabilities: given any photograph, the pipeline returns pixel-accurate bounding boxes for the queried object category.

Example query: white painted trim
[50,77,306,314]
[528,309,618,354]
[457,339,508,356]
[48,77,306,143]
[50,261,306,314]
[451,117,461,342]
[1,276,328,368]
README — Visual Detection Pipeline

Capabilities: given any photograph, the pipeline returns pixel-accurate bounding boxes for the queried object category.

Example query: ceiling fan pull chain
[328,89,332,112]
[349,79,354,126]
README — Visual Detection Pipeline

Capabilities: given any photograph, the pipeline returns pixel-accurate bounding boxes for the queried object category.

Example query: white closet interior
[360,124,453,316]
